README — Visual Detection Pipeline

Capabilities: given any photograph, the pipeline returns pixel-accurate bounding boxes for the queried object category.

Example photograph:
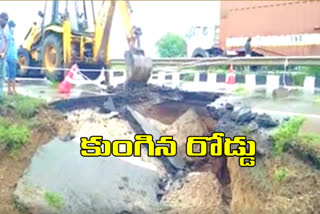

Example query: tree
[156,33,187,58]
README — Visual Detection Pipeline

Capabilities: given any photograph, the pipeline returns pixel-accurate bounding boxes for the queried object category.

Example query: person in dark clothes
[245,37,252,57]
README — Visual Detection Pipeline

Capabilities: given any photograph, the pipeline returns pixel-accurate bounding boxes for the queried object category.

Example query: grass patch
[3,95,45,118]
[299,133,320,146]
[273,167,289,182]
[44,191,64,209]
[293,133,320,168]
[0,118,29,151]
[271,116,306,155]
[271,115,320,168]
[233,86,249,96]
[0,95,45,152]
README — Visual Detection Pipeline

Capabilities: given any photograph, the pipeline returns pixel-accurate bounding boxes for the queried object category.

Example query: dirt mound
[164,109,212,164]
[37,109,74,141]
[161,172,224,214]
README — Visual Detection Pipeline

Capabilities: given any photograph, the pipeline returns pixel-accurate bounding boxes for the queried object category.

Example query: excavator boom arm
[93,0,137,63]
[93,0,152,85]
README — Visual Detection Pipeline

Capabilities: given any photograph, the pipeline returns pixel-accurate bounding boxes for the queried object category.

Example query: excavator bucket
[124,49,152,86]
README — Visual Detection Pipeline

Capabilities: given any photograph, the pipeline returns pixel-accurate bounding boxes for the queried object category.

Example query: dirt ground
[227,153,320,214]
[0,109,71,214]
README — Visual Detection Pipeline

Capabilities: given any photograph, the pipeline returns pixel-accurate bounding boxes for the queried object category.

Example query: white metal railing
[111,56,320,67]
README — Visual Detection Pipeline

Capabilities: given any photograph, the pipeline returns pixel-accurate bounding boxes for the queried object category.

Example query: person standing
[0,12,8,102]
[245,37,252,57]
[6,20,17,95]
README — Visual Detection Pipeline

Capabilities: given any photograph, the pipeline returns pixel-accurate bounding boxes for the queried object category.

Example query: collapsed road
[10,85,320,214]
[51,85,221,176]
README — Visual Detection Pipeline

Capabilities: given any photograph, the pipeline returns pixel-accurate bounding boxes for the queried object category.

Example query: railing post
[266,75,280,96]
[304,76,315,94]
[208,73,217,91]
[245,74,256,90]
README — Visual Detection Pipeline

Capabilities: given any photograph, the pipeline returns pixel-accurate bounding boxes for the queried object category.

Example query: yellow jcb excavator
[18,0,152,85]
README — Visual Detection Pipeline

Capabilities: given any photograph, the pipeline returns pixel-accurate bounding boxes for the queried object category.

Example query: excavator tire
[17,48,31,76]
[41,34,64,82]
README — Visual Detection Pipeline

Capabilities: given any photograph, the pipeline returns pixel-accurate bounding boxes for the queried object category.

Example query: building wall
[219,1,320,56]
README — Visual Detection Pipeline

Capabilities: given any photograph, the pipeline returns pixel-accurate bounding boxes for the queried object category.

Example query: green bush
[299,133,320,145]
[3,95,45,118]
[0,119,29,151]
[271,117,305,155]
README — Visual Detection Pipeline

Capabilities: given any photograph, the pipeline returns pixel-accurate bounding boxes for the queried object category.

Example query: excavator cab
[18,0,152,86]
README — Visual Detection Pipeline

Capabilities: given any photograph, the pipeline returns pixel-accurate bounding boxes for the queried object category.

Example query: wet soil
[51,85,221,113]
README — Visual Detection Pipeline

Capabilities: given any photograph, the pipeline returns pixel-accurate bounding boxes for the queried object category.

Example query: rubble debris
[208,97,280,136]
[232,106,256,125]
[161,172,224,214]
[255,113,279,128]
[207,97,235,120]
[51,85,220,113]
[247,121,259,133]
